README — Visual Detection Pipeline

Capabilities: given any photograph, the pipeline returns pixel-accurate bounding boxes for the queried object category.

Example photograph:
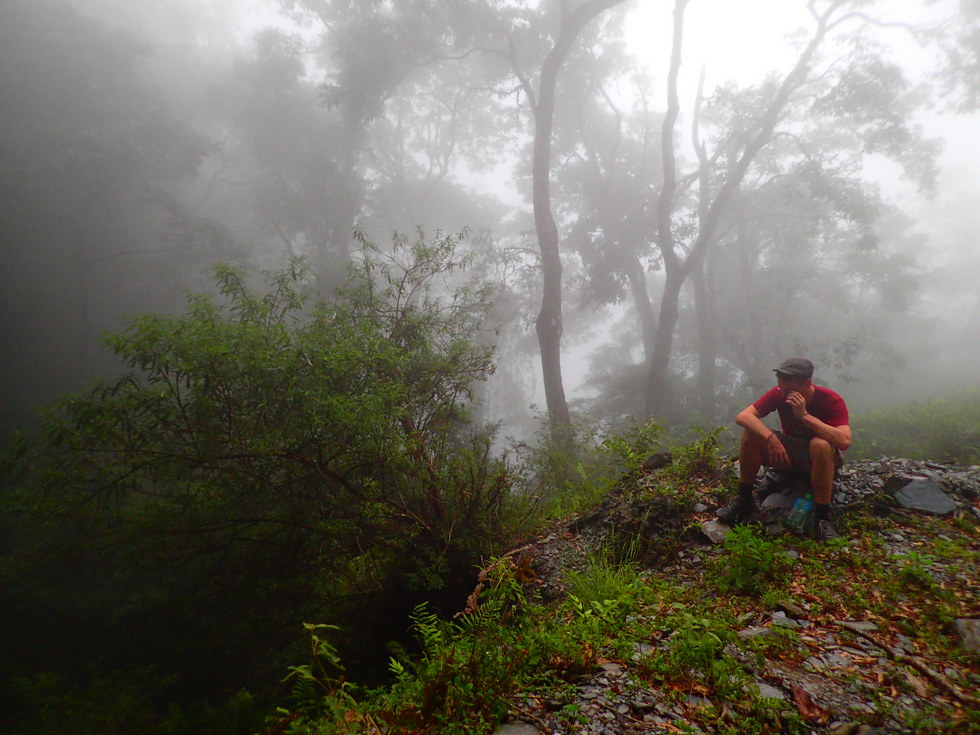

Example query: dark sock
[815,503,830,521]
[738,483,755,502]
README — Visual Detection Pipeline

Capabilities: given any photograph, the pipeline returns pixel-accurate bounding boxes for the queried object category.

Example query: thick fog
[2,0,978,442]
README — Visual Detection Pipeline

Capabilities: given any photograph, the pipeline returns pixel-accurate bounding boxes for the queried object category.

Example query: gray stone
[771,614,801,629]
[687,694,714,708]
[632,642,654,660]
[955,618,980,653]
[701,520,731,544]
[760,491,799,511]
[841,620,878,633]
[776,599,806,617]
[894,478,957,514]
[753,682,786,700]
[630,696,656,713]
[822,652,851,668]
[739,626,776,639]
[599,662,625,676]
[804,655,826,671]
[494,724,539,735]
[694,502,709,513]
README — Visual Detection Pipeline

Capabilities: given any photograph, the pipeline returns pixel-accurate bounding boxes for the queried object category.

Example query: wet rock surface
[494,457,979,734]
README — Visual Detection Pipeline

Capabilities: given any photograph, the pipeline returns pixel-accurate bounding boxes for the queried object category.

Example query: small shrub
[663,426,726,480]
[566,550,641,607]
[648,610,743,697]
[714,525,791,595]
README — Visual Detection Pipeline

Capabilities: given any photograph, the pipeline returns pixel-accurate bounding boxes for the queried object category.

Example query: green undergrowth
[851,390,980,464]
[270,435,979,735]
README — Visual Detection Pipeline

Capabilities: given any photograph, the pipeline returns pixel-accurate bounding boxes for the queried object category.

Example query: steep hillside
[277,455,979,735]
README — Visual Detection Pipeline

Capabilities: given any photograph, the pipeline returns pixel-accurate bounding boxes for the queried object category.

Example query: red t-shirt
[753,385,849,439]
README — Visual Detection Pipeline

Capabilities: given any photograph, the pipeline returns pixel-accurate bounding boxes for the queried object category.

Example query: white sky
[625,0,812,96]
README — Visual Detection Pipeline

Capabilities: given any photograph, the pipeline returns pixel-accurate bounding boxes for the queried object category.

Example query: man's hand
[766,434,791,470]
[785,390,808,420]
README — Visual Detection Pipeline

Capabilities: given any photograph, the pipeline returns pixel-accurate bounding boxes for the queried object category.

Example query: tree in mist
[382,0,634,428]
[0,0,227,440]
[279,2,464,288]
[575,0,942,418]
[199,28,360,288]
[518,0,630,428]
[551,46,664,367]
[937,0,980,110]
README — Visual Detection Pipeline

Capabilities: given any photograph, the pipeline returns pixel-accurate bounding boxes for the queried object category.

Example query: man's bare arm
[801,415,852,451]
[735,405,772,439]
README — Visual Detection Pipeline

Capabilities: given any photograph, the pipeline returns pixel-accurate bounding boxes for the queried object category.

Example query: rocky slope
[493,457,980,735]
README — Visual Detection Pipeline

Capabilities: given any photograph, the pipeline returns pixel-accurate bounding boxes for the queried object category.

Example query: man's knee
[809,437,834,462]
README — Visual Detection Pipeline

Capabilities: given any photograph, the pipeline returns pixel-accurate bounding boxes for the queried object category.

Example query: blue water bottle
[786,494,813,533]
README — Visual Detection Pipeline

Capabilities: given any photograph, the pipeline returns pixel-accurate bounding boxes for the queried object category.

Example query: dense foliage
[0,231,521,731]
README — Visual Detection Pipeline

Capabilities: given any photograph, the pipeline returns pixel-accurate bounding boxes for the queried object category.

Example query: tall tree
[516,0,629,427]
[281,0,633,428]
[642,0,940,417]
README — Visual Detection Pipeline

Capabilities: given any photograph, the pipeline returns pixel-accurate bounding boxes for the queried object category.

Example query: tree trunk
[644,268,684,416]
[644,0,836,418]
[692,250,718,421]
[643,0,687,418]
[626,254,658,363]
[530,0,627,428]
[734,218,769,392]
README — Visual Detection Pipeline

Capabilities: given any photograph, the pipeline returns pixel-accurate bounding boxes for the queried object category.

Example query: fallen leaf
[791,684,831,724]
[905,672,930,697]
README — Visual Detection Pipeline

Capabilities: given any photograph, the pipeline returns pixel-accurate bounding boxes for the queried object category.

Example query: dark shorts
[768,432,845,476]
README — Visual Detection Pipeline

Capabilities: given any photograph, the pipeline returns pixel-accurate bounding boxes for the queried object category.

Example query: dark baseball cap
[773,357,813,379]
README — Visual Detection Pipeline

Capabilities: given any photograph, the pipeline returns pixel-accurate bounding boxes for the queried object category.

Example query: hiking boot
[815,519,839,541]
[716,497,758,525]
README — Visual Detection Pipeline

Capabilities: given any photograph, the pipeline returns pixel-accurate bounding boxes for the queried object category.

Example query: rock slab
[893,477,957,515]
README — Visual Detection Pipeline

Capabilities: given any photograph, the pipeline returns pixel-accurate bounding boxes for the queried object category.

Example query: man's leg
[739,428,767,485]
[718,430,766,524]
[809,437,838,539]
[808,438,835,505]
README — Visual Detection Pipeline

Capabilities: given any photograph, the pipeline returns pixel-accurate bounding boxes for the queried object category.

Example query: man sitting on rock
[719,357,852,540]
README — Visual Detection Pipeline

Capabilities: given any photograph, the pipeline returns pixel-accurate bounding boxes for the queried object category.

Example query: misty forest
[1,0,978,733]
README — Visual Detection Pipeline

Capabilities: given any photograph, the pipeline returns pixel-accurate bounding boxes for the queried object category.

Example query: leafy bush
[714,525,792,595]
[1,230,517,710]
[646,609,743,698]
[850,390,980,464]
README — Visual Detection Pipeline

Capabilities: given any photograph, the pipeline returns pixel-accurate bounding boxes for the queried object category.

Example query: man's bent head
[774,357,814,398]
[773,357,813,380]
